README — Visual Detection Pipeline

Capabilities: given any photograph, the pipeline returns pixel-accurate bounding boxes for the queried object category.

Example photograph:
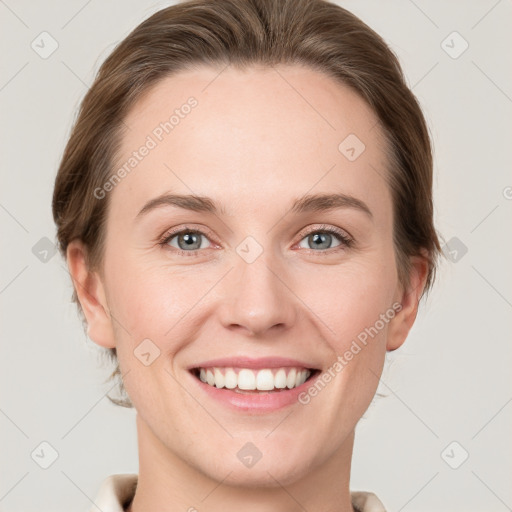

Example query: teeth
[238,369,256,390]
[224,368,237,389]
[197,367,312,391]
[256,369,274,390]
[214,368,225,388]
[274,369,287,389]
[286,368,297,389]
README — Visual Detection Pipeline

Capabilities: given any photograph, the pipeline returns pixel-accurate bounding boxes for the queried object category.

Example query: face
[73,64,423,486]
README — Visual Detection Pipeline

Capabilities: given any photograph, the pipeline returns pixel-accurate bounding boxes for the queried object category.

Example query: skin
[67,64,428,512]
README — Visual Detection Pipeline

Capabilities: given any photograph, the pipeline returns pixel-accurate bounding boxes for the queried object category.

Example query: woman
[52,0,441,510]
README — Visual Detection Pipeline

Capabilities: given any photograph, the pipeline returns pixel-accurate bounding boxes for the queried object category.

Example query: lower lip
[189,371,319,412]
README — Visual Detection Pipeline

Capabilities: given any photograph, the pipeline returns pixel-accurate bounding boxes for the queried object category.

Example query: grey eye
[167,231,210,251]
[298,232,342,250]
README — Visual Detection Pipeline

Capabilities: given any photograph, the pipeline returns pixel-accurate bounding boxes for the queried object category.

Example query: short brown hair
[52,0,442,407]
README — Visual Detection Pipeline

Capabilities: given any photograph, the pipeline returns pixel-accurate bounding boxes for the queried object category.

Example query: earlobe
[66,240,116,349]
[386,254,429,351]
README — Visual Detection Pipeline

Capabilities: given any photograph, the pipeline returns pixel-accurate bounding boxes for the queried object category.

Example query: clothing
[88,473,387,512]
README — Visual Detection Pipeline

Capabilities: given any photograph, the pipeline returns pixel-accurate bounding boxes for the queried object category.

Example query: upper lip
[188,356,319,370]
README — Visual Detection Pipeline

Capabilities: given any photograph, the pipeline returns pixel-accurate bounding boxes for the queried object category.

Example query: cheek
[104,254,205,339]
[107,265,202,413]
[295,255,397,347]
[295,254,396,401]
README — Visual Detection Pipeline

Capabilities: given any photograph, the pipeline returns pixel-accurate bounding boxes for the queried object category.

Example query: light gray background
[1,1,511,511]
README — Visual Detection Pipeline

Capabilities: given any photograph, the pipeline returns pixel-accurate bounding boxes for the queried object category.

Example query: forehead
[110,64,391,221]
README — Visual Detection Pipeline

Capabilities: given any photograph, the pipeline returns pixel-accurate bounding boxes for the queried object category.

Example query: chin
[210,460,313,489]
[193,433,323,488]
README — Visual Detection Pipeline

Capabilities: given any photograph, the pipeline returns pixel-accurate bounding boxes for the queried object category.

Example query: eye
[160,228,213,255]
[296,225,353,252]
[158,224,354,257]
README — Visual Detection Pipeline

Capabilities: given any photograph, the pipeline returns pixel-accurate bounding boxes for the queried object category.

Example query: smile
[192,366,317,392]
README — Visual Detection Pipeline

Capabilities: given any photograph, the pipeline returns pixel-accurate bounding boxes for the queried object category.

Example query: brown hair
[52,0,442,408]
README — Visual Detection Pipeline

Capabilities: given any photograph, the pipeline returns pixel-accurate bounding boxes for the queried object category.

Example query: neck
[127,414,355,512]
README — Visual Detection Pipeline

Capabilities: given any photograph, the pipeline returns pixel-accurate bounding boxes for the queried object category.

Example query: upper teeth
[197,367,311,391]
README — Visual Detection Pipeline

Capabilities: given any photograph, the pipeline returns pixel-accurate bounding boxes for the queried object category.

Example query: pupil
[179,232,200,250]
[310,233,330,249]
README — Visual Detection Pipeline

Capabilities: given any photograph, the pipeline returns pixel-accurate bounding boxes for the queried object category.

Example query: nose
[217,248,297,337]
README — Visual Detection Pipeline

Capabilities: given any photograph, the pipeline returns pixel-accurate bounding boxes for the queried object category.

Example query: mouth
[189,366,321,394]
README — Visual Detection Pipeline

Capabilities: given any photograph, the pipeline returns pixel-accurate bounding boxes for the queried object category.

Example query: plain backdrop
[1,1,511,511]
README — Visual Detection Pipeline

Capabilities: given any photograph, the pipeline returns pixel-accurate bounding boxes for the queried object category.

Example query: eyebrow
[135,192,373,221]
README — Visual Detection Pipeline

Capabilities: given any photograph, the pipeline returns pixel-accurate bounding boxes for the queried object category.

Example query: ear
[66,240,116,349]
[386,253,429,351]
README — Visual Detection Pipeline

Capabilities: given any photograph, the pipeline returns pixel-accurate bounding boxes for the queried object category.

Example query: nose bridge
[218,241,297,336]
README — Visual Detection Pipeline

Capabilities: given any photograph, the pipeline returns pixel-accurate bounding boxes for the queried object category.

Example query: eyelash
[158,224,354,257]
